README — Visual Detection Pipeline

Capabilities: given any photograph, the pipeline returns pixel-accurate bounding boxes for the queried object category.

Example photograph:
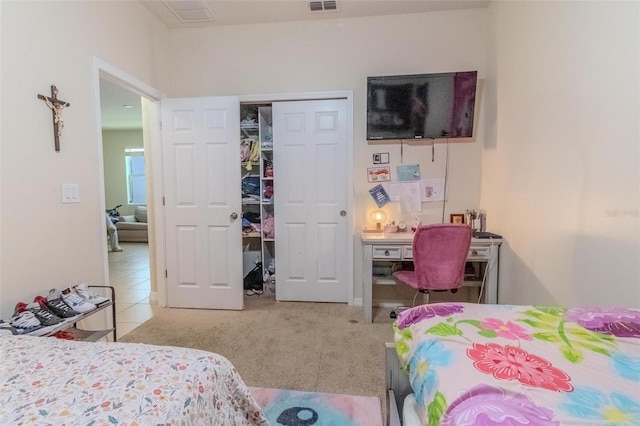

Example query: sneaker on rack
[0,320,18,335]
[58,287,97,313]
[51,330,76,340]
[36,294,80,318]
[10,311,43,334]
[73,282,110,306]
[25,302,64,326]
[14,301,28,315]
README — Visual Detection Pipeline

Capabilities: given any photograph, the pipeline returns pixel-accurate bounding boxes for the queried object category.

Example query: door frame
[90,58,167,306]
[239,91,355,305]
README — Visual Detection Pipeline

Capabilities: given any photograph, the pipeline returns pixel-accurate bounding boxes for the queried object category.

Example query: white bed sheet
[402,393,421,426]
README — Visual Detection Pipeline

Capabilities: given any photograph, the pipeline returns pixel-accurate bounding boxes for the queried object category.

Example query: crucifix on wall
[38,85,70,152]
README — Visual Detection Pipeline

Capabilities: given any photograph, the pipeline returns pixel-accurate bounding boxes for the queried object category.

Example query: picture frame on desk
[450,213,465,224]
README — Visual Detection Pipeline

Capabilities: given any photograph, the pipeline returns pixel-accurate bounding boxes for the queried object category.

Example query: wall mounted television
[366,71,478,141]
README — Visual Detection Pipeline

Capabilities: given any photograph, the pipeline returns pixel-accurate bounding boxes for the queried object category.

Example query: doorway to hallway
[108,242,154,338]
[95,60,161,326]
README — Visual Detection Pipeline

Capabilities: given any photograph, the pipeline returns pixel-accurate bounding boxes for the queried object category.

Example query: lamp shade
[370,209,387,229]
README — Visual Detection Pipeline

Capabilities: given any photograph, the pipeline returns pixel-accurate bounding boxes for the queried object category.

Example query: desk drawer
[468,246,491,260]
[372,245,403,260]
[402,246,413,259]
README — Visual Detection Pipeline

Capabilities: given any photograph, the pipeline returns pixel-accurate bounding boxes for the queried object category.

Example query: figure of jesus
[38,85,70,152]
[43,94,70,136]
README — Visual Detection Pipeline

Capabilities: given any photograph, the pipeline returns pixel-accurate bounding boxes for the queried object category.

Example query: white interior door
[162,96,243,309]
[273,99,349,302]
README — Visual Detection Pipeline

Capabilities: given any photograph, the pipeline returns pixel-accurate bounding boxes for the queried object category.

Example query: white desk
[361,232,501,324]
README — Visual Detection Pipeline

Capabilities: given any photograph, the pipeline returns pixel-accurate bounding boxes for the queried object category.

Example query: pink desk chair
[390,224,472,318]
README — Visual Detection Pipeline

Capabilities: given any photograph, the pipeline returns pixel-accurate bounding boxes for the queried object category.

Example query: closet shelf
[241,162,259,168]
[241,104,275,298]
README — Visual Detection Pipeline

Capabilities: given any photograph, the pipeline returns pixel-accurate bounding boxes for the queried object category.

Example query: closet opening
[240,103,275,302]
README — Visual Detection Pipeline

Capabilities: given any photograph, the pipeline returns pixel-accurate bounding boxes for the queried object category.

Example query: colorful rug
[249,387,383,426]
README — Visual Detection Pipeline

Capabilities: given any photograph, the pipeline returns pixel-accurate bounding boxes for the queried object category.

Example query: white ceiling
[100,79,143,131]
[141,0,489,29]
[100,0,489,130]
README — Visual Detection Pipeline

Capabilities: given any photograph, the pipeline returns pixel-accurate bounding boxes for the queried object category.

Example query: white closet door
[273,99,349,302]
[162,96,243,309]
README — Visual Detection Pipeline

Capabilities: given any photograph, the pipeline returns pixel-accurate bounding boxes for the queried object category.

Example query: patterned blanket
[394,303,640,425]
[1,335,267,425]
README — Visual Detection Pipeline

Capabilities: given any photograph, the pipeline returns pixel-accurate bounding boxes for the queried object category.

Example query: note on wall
[420,178,445,202]
[382,182,399,201]
[399,181,422,214]
[383,178,445,204]
[367,166,391,183]
[396,164,421,181]
[368,184,391,208]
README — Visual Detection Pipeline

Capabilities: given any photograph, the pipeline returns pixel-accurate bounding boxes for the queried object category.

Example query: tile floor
[108,242,155,339]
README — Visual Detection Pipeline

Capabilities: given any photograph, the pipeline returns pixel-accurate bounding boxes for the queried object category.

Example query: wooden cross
[38,85,70,152]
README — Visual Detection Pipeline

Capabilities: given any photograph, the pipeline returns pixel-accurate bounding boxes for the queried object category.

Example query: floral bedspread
[0,334,268,425]
[394,303,640,425]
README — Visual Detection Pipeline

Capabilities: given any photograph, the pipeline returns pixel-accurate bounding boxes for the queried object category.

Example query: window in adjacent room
[125,148,146,205]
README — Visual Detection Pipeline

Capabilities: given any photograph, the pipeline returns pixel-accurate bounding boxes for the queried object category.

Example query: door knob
[230,212,238,220]
[340,210,346,217]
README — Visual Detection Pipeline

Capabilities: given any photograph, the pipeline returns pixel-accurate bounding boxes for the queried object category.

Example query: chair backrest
[411,224,472,291]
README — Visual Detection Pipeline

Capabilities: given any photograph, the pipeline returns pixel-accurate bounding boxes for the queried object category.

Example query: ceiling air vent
[309,1,338,12]
[163,0,216,23]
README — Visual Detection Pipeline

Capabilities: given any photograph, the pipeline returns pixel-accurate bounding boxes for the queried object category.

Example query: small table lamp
[370,209,387,232]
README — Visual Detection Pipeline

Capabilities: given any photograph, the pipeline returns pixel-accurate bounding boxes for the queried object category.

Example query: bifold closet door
[162,96,243,310]
[273,99,349,302]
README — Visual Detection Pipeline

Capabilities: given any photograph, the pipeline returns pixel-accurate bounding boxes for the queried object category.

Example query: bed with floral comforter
[0,334,268,425]
[394,303,640,425]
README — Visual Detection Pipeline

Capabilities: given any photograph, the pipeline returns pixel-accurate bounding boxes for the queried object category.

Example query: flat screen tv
[366,71,478,141]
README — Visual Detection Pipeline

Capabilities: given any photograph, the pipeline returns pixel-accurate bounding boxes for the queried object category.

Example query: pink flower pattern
[467,343,573,392]
[481,318,532,340]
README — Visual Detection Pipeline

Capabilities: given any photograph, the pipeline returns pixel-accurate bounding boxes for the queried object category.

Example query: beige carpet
[120,296,396,421]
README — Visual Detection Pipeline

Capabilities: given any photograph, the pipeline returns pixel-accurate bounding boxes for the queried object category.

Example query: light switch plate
[61,183,80,203]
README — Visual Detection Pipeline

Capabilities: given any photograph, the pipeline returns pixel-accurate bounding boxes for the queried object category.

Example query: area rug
[249,387,383,426]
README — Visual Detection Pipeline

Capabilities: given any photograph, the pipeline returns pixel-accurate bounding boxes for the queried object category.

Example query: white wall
[0,1,169,318]
[166,9,490,303]
[483,1,640,307]
[3,1,634,317]
[102,130,144,217]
